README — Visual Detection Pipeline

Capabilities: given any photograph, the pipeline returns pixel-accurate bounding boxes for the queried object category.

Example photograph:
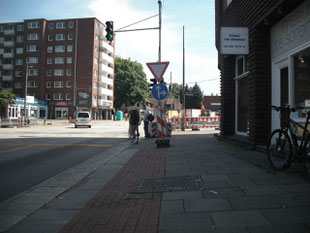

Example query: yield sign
[146,61,169,83]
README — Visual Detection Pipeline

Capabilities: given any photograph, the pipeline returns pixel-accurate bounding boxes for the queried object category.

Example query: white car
[75,111,91,128]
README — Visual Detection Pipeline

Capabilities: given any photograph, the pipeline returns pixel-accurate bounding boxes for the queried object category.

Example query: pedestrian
[126,102,140,139]
[142,105,150,138]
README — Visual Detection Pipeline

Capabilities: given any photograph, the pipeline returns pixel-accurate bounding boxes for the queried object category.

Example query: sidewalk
[3,130,310,233]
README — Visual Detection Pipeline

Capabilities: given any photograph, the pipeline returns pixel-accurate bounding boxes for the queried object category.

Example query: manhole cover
[131,176,204,193]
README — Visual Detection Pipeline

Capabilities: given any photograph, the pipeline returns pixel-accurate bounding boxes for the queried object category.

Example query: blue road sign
[152,84,168,100]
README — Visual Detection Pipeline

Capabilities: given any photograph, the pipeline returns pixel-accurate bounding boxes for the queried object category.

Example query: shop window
[294,48,310,117]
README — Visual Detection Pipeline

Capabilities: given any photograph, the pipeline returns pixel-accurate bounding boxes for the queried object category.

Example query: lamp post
[24,62,32,121]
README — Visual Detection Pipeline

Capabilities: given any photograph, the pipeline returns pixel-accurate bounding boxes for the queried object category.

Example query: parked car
[75,111,91,128]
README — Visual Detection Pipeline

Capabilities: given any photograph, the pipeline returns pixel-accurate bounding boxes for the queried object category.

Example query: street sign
[152,84,168,100]
[146,61,169,83]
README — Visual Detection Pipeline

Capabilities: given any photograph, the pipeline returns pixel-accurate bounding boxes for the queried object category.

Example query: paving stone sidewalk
[3,130,310,233]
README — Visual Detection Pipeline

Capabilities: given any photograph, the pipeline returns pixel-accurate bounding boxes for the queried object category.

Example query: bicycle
[267,105,310,173]
[129,124,140,144]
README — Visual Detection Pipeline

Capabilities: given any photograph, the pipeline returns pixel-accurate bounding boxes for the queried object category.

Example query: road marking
[0,145,36,154]
[0,143,113,147]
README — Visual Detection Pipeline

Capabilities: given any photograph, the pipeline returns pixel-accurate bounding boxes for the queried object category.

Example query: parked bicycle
[129,124,140,144]
[267,105,310,173]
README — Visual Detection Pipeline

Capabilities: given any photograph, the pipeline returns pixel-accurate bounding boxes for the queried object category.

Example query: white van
[75,111,91,128]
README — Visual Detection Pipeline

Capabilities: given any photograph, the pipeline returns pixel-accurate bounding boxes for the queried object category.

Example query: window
[7,25,14,30]
[46,70,53,76]
[55,34,65,41]
[17,25,24,31]
[54,81,64,88]
[94,58,98,64]
[27,57,38,64]
[66,81,72,88]
[68,21,74,28]
[15,59,23,65]
[227,0,233,6]
[48,23,54,29]
[66,69,72,76]
[48,34,54,41]
[15,81,22,89]
[94,82,98,88]
[46,81,52,88]
[47,58,52,64]
[15,70,22,77]
[0,26,4,32]
[94,70,98,77]
[28,69,38,76]
[54,69,64,76]
[236,56,248,77]
[27,80,37,88]
[95,46,99,53]
[56,22,66,29]
[95,34,99,40]
[53,93,63,100]
[66,93,72,100]
[27,34,39,40]
[16,47,23,54]
[67,57,72,64]
[55,57,64,64]
[46,94,52,100]
[47,46,53,53]
[68,33,73,40]
[27,45,38,52]
[28,22,40,29]
[55,45,65,52]
[16,36,24,43]
[67,45,73,52]
[96,23,99,29]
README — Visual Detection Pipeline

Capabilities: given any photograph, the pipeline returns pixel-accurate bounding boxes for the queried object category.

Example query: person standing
[142,105,150,138]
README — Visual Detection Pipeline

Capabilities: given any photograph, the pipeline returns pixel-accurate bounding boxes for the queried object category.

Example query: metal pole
[182,26,185,131]
[24,62,28,120]
[158,0,162,62]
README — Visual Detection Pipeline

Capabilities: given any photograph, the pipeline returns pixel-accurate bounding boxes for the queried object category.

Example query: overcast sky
[1,0,220,95]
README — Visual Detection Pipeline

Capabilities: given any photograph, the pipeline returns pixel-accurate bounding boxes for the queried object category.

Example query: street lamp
[24,62,33,121]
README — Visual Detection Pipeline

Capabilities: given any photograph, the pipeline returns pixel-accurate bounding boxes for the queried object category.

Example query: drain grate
[131,176,204,193]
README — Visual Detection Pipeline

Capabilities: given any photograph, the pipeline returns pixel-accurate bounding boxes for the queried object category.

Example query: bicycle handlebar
[271,105,297,112]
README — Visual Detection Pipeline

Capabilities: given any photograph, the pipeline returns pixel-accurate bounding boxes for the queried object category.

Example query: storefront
[7,98,48,119]
[49,101,74,119]
[271,0,310,130]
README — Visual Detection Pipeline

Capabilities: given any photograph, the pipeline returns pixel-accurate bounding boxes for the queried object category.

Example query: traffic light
[150,78,157,90]
[105,21,113,42]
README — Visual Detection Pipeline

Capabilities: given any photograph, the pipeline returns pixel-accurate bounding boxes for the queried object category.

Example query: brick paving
[58,148,166,233]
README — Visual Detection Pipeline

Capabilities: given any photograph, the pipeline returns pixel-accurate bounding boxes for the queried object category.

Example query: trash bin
[116,111,123,121]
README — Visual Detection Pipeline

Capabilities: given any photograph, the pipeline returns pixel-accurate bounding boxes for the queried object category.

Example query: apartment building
[0,17,114,120]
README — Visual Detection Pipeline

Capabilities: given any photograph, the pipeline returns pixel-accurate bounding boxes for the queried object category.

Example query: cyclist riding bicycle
[127,103,141,139]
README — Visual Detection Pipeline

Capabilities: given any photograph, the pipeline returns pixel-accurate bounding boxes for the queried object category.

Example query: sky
[0,0,220,95]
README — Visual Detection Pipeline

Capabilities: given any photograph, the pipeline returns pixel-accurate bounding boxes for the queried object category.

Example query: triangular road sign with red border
[146,62,169,83]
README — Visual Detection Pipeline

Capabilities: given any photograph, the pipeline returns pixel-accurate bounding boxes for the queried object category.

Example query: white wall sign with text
[220,27,249,55]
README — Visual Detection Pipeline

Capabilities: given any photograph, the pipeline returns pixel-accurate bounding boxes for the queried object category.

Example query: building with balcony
[0,17,115,120]
[215,0,310,145]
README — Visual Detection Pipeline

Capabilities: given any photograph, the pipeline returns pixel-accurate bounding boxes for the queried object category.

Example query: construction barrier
[170,116,220,130]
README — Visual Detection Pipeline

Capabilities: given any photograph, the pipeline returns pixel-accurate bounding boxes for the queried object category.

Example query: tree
[114,57,149,110]
[182,83,204,109]
[168,83,181,99]
[0,91,16,118]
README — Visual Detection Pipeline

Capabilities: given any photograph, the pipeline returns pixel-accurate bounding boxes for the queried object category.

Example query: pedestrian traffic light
[150,78,157,90]
[105,21,113,42]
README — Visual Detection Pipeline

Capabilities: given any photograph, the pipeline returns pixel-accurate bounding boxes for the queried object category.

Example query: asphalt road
[0,120,135,203]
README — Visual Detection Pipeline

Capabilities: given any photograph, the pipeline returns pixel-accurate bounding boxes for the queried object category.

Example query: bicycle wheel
[135,128,139,144]
[267,129,292,170]
[302,141,310,173]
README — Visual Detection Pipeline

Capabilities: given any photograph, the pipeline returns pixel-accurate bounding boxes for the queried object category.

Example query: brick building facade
[0,17,114,120]
[215,0,310,145]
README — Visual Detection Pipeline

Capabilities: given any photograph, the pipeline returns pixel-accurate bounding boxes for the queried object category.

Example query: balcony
[99,64,114,75]
[2,87,13,92]
[98,87,113,96]
[99,74,113,85]
[3,64,14,70]
[100,40,113,54]
[4,29,15,35]
[98,99,113,107]
[3,52,14,58]
[2,75,14,81]
[100,52,114,64]
[3,41,15,47]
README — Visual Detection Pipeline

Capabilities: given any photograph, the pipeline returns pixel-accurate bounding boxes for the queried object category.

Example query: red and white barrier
[170,116,220,130]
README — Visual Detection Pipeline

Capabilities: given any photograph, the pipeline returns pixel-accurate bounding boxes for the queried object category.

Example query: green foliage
[168,83,181,99]
[179,83,203,109]
[0,91,16,106]
[114,57,149,110]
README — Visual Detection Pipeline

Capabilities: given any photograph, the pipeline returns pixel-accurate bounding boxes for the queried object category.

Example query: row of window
[46,81,72,88]
[7,69,73,77]
[0,21,74,32]
[46,93,72,100]
[1,56,73,66]
[0,45,74,55]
